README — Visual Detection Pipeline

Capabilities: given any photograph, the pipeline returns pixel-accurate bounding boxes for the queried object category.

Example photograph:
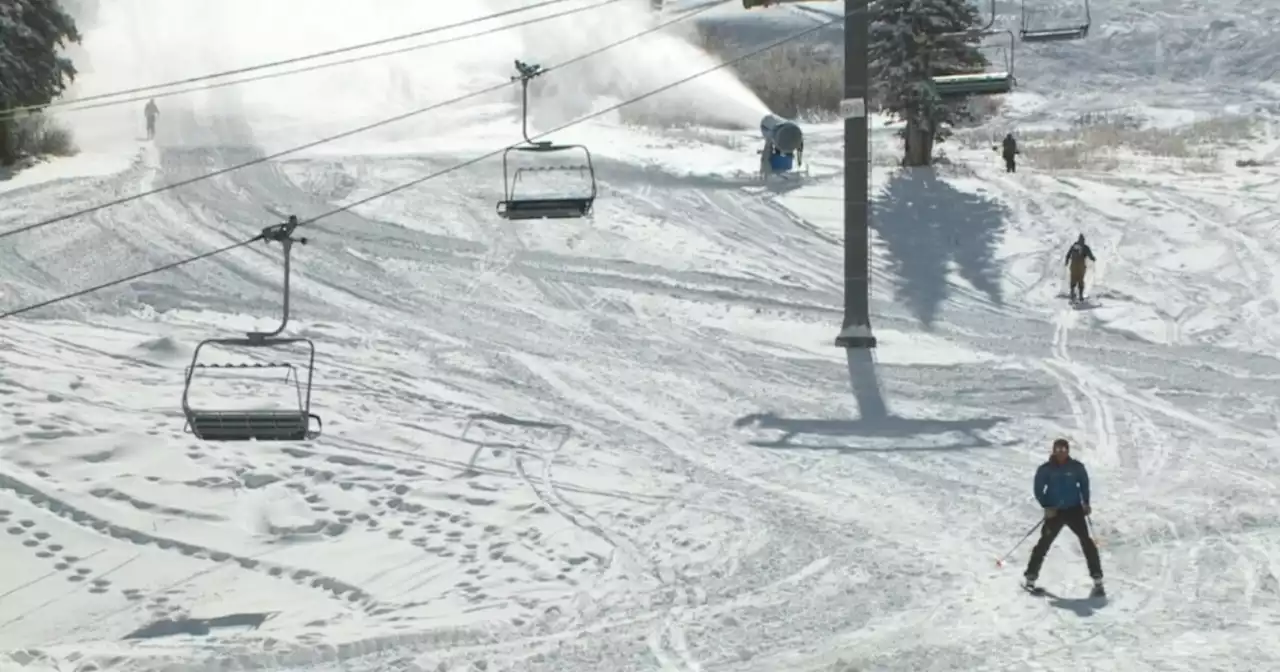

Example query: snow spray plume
[57,0,767,153]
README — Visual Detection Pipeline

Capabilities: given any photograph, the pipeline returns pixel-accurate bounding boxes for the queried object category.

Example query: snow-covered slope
[2,1,1280,671]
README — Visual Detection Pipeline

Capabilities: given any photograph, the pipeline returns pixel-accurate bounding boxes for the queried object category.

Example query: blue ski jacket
[1034,458,1090,509]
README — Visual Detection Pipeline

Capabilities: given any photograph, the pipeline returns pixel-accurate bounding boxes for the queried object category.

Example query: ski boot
[1090,577,1105,598]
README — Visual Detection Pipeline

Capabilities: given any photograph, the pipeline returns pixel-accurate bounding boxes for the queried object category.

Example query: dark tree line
[0,0,80,166]
[870,0,990,166]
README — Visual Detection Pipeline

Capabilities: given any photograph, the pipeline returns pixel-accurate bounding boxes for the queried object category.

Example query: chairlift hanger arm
[511,59,553,146]
[248,214,308,341]
[976,0,996,33]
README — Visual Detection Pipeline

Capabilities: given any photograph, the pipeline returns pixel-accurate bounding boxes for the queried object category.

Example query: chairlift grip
[512,59,552,147]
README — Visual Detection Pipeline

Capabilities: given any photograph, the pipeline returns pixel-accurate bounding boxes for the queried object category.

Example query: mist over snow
[55,0,768,156]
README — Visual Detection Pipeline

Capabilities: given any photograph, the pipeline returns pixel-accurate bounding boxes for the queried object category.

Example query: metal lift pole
[835,1,876,348]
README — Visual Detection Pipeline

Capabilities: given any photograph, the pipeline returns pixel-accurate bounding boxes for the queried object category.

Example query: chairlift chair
[495,60,598,221]
[1020,0,1090,42]
[929,30,1016,98]
[181,216,322,442]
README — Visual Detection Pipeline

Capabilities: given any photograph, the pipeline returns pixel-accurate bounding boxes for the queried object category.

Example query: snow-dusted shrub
[696,30,843,120]
[955,114,1262,172]
[1,112,78,170]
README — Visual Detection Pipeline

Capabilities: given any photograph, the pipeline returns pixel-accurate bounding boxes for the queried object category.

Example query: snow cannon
[760,114,802,154]
[759,114,804,174]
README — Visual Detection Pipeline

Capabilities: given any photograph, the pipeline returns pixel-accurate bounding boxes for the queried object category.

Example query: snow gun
[759,114,803,174]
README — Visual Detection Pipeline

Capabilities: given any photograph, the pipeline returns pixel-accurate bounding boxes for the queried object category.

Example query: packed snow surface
[1,0,1279,670]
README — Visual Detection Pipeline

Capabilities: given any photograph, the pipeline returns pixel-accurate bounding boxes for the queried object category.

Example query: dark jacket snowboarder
[1001,133,1018,172]
[1024,438,1104,594]
[144,99,159,140]
[1065,235,1096,301]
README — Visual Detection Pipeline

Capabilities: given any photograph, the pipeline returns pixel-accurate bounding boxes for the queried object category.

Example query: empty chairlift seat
[180,215,323,443]
[496,144,597,221]
[182,346,323,442]
[929,30,1016,99]
[495,60,598,221]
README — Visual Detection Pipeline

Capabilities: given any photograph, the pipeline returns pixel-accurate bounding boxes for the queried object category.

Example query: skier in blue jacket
[1024,438,1105,596]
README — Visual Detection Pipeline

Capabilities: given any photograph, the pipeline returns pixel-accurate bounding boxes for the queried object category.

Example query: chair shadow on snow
[872,168,1009,328]
[733,350,1010,453]
[1037,589,1109,617]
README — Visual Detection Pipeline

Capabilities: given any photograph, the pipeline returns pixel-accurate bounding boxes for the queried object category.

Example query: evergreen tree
[870,0,990,167]
[0,0,80,166]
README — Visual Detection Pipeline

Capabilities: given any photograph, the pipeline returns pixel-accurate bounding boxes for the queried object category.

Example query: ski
[1022,583,1106,598]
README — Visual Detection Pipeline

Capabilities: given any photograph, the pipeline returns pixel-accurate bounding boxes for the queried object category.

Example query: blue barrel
[769,153,794,172]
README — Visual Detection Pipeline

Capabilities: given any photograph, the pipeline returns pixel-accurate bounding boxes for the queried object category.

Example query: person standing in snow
[1001,133,1018,172]
[144,99,159,140]
[1064,234,1095,302]
[1024,438,1104,596]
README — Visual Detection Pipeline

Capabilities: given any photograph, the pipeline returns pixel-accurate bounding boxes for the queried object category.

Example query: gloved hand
[1043,507,1058,519]
[1083,504,1091,516]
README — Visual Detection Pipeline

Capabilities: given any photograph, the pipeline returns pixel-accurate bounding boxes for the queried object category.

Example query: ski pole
[995,519,1044,568]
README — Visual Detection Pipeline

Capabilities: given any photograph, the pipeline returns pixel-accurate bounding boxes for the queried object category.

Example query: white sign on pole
[839,98,866,119]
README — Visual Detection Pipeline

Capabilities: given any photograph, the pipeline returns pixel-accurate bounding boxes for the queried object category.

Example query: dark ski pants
[1003,154,1016,172]
[1068,261,1087,298]
[1024,505,1102,580]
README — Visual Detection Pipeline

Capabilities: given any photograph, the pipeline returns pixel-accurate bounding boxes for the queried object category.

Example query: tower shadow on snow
[596,159,810,196]
[872,168,1009,328]
[733,349,1010,453]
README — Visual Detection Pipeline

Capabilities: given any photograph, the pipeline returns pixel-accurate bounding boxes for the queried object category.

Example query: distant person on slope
[1064,234,1095,301]
[1024,438,1105,597]
[144,99,159,140]
[1000,133,1018,172]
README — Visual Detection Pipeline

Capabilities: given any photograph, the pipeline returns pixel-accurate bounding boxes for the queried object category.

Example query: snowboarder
[1064,234,1095,301]
[144,99,159,140]
[1001,133,1018,173]
[1024,438,1105,597]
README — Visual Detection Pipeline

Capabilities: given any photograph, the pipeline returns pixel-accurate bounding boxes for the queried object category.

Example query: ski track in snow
[3,7,1280,671]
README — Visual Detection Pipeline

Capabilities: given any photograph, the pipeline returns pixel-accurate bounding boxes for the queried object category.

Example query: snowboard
[1069,297,1100,310]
